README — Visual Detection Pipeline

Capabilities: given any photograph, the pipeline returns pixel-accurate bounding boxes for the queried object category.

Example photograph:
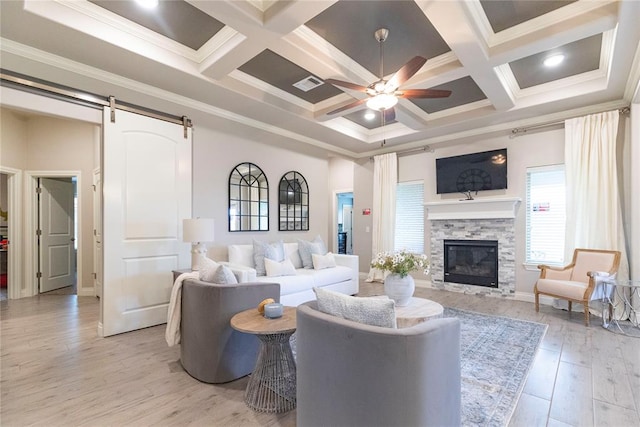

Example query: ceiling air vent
[293,76,324,92]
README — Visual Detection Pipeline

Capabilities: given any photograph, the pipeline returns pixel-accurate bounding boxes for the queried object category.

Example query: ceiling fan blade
[327,98,367,115]
[383,107,396,123]
[397,89,452,99]
[386,56,427,90]
[324,79,369,92]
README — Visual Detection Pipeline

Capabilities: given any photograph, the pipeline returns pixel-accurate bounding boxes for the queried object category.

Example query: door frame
[25,170,83,297]
[332,188,353,253]
[0,166,23,299]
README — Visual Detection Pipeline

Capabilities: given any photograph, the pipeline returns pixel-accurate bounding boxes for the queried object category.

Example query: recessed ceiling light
[135,0,159,10]
[364,111,376,121]
[543,54,565,67]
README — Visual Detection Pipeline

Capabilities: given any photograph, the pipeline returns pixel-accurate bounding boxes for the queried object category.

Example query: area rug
[443,307,547,427]
[290,307,547,427]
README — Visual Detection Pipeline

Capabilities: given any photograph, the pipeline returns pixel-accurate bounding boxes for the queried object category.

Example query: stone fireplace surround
[425,198,521,297]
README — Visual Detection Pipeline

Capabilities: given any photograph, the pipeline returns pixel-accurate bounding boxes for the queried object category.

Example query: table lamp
[183,218,215,271]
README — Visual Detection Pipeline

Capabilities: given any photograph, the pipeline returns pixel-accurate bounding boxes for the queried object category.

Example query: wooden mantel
[424,197,522,220]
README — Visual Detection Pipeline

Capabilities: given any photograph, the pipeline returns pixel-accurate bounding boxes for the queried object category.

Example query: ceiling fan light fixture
[366,94,398,111]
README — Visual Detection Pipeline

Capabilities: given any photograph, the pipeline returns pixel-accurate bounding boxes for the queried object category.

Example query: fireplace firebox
[444,240,498,288]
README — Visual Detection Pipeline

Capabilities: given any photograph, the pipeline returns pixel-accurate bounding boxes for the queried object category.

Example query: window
[526,165,565,265]
[395,181,424,254]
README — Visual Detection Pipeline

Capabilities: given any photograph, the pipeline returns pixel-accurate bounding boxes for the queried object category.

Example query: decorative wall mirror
[229,162,269,231]
[279,171,309,231]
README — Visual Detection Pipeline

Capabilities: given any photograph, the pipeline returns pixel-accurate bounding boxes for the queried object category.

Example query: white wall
[191,124,330,262]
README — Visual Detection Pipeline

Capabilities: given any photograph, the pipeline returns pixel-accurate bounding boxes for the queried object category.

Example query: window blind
[395,181,424,254]
[526,165,566,265]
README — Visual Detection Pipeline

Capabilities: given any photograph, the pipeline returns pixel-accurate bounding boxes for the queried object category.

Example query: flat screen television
[436,149,507,194]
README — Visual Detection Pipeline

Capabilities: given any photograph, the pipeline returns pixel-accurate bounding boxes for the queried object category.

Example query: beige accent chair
[534,248,621,326]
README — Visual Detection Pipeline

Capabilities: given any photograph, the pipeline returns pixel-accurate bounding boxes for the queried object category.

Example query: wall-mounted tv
[436,149,507,195]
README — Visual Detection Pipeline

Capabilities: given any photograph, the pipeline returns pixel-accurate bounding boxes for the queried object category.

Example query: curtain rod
[369,145,434,161]
[510,106,630,138]
[0,70,192,129]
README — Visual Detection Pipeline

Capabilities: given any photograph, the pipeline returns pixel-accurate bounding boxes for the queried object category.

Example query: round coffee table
[230,306,297,413]
[371,296,444,328]
[394,297,444,328]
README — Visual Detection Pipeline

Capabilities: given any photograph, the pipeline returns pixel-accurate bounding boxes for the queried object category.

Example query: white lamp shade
[183,218,215,243]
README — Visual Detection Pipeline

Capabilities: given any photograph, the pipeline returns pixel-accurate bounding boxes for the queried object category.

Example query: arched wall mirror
[229,162,269,231]
[279,171,309,231]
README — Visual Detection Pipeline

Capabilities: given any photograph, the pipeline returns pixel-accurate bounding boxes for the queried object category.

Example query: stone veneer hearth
[425,198,521,297]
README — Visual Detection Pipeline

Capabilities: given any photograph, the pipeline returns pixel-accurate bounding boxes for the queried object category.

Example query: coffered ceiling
[1,0,639,158]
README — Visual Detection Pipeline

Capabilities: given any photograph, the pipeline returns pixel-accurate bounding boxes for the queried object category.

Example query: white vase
[384,273,415,307]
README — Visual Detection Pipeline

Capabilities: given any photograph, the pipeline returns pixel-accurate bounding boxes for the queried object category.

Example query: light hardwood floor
[1,281,639,426]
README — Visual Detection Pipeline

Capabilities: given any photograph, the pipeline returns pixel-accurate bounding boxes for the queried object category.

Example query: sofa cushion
[253,239,285,276]
[312,252,336,270]
[210,265,238,285]
[255,274,315,296]
[297,236,327,269]
[264,257,297,277]
[284,242,303,269]
[296,265,352,287]
[313,287,397,328]
[228,245,254,269]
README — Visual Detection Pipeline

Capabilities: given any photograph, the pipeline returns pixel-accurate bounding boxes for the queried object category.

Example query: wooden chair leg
[568,301,572,314]
[534,292,539,312]
[584,302,590,326]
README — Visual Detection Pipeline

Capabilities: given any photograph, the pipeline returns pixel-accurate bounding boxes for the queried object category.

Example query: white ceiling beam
[417,0,515,111]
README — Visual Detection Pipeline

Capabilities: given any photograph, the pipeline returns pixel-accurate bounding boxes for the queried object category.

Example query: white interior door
[39,178,76,293]
[102,108,191,337]
[343,204,353,255]
[93,169,103,299]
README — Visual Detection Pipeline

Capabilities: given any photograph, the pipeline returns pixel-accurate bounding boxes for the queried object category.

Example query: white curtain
[564,110,630,317]
[366,153,397,282]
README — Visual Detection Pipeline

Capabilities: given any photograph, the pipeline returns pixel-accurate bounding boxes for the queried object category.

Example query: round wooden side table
[230,306,297,413]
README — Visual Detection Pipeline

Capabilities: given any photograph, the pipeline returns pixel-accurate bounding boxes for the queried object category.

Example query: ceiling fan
[325,28,452,123]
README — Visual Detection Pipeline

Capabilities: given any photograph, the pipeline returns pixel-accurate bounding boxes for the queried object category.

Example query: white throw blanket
[165,271,199,347]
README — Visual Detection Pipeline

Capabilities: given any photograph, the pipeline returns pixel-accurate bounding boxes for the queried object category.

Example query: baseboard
[77,287,96,297]
[514,291,555,306]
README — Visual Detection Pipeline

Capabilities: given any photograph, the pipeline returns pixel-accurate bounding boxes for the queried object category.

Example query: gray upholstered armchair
[296,301,461,427]
[180,278,280,383]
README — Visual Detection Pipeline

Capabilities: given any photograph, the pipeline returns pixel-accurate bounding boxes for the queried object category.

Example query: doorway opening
[1,173,8,300]
[24,171,83,298]
[336,192,354,255]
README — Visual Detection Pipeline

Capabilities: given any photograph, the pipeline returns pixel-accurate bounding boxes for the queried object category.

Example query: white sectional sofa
[228,242,359,306]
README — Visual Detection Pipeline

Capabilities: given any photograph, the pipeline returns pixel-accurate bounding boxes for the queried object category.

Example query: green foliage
[370,250,430,278]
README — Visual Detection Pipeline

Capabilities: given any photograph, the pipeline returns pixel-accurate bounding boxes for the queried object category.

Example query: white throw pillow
[264,257,297,277]
[313,287,397,328]
[253,239,285,276]
[297,235,327,269]
[198,258,221,282]
[312,252,337,270]
[210,265,238,285]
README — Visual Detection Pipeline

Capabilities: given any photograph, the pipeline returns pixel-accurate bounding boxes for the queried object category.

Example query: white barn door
[101,108,191,337]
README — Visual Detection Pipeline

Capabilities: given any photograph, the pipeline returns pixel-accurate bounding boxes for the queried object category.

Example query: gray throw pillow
[313,287,397,328]
[211,265,238,285]
[297,235,327,269]
[198,258,221,282]
[253,239,285,276]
